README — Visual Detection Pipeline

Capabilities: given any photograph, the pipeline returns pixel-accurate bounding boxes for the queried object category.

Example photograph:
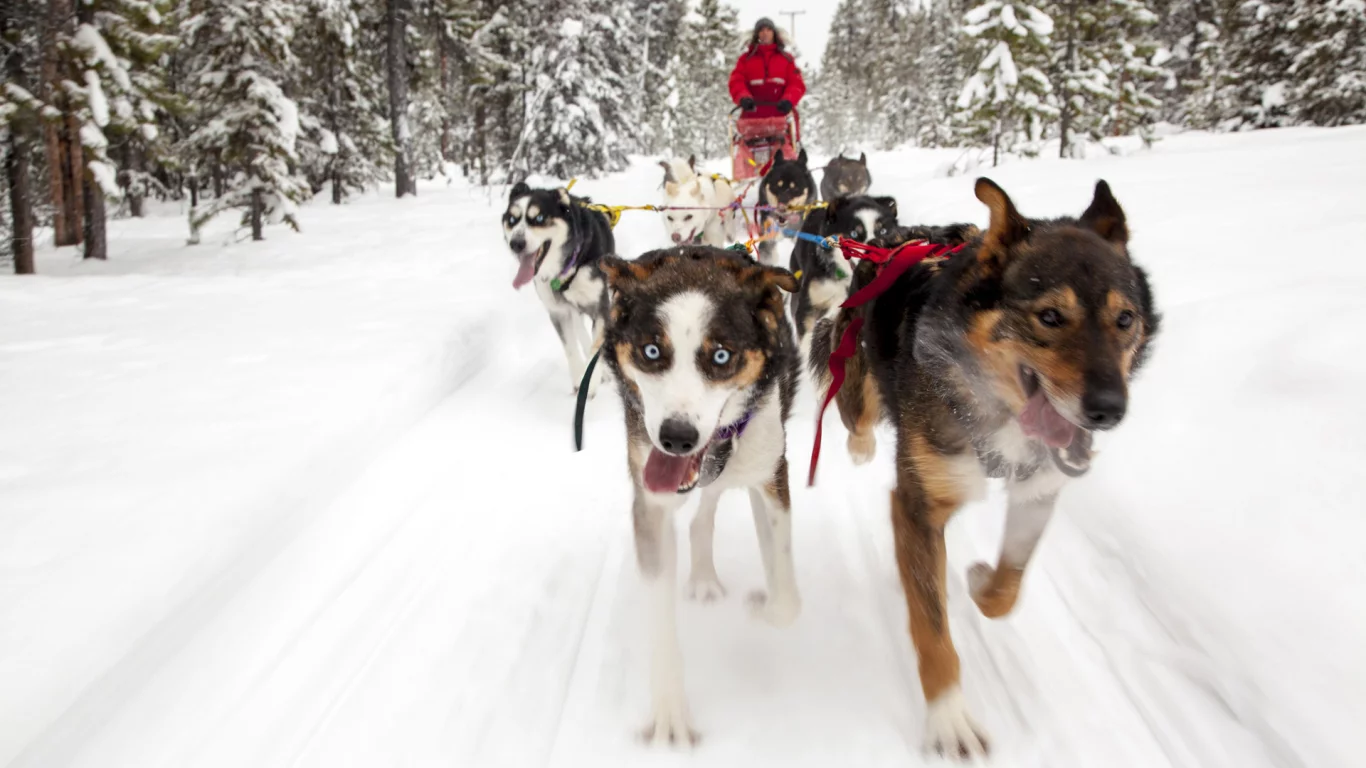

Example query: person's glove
[777,100,793,115]
[739,97,756,112]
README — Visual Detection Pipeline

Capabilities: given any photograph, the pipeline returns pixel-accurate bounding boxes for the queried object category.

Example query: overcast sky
[733,1,838,69]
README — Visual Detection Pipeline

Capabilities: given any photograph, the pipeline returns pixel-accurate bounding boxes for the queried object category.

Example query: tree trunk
[251,188,264,241]
[387,0,416,198]
[41,0,77,245]
[3,10,37,274]
[83,175,107,259]
[128,145,145,217]
[189,175,199,208]
[439,33,451,163]
[1058,0,1077,159]
[213,164,224,198]
[6,129,37,276]
[331,163,342,204]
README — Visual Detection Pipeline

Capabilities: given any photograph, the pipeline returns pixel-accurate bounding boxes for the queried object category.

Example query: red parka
[728,44,806,118]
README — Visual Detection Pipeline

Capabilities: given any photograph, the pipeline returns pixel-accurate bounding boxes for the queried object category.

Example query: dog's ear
[797,148,809,166]
[665,180,679,197]
[509,181,530,202]
[600,255,656,292]
[859,152,867,166]
[874,196,897,219]
[688,154,697,173]
[658,160,674,184]
[738,263,800,333]
[975,177,1030,265]
[774,149,786,164]
[1079,180,1129,251]
[556,187,572,208]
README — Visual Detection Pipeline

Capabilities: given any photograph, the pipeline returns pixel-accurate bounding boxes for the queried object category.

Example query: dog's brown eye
[1116,310,1136,330]
[1038,309,1065,328]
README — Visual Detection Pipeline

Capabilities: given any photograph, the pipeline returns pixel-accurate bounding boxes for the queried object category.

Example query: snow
[87,159,120,198]
[71,24,132,92]
[84,69,109,127]
[561,18,583,37]
[318,128,339,155]
[3,127,1366,768]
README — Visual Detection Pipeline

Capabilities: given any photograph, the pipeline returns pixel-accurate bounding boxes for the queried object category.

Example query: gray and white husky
[598,246,802,746]
[502,182,613,396]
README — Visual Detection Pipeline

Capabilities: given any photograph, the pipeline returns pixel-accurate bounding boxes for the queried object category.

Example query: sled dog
[659,155,740,247]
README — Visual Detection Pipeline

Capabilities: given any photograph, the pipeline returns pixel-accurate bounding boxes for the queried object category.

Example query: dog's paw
[746,589,801,627]
[686,573,727,602]
[847,432,877,465]
[967,561,1021,619]
[640,699,699,749]
[923,686,989,761]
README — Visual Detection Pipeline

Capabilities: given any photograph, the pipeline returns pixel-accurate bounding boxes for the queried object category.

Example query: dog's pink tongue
[1020,390,1076,448]
[643,449,691,494]
[512,252,537,290]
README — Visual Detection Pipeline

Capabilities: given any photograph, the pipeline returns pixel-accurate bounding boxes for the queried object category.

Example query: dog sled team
[498,15,1160,763]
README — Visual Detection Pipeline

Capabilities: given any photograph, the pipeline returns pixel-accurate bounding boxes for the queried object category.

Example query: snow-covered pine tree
[634,0,687,155]
[957,1,1059,164]
[295,0,392,204]
[1224,0,1295,129]
[1284,0,1366,126]
[1151,0,1239,130]
[812,0,868,153]
[664,0,740,160]
[1051,0,1167,155]
[919,0,976,147]
[520,0,635,178]
[2,0,45,273]
[181,0,310,240]
[42,0,172,258]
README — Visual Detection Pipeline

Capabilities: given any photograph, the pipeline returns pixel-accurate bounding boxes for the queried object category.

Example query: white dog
[659,156,742,248]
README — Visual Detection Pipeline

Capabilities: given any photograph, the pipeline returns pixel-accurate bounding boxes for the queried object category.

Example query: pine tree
[667,0,742,160]
[295,0,392,203]
[516,0,636,178]
[2,0,45,273]
[1224,0,1295,129]
[1285,0,1366,126]
[957,1,1059,163]
[182,0,310,241]
[635,0,687,155]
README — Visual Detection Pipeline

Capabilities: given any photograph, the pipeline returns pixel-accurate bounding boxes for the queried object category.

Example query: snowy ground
[2,127,1364,768]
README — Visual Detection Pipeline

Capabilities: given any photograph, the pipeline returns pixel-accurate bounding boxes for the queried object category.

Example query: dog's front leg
[550,312,587,394]
[633,490,698,747]
[745,458,800,627]
[892,451,989,759]
[686,486,726,601]
[969,481,1061,618]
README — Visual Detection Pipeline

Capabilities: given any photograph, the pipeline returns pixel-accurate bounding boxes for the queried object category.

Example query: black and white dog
[502,182,613,396]
[790,195,897,359]
[598,246,802,746]
[820,153,872,200]
[755,149,818,267]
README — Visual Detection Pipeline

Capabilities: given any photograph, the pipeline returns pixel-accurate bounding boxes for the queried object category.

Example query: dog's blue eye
[1116,310,1136,330]
[712,348,731,365]
[643,344,661,360]
[530,215,544,226]
[1038,309,1065,328]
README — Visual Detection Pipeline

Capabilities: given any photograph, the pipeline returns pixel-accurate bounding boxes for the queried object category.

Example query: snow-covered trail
[4,129,1364,768]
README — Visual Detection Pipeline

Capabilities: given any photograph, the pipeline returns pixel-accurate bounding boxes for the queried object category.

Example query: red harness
[807,238,968,487]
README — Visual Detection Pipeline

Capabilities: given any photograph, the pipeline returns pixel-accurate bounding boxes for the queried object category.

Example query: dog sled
[728,103,801,181]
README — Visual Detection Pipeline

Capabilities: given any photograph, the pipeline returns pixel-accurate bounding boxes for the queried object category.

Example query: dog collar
[550,243,583,292]
[698,409,754,488]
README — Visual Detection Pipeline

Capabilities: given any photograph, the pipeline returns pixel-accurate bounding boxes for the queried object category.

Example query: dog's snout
[1082,387,1127,430]
[670,231,683,243]
[509,237,526,253]
[658,418,700,455]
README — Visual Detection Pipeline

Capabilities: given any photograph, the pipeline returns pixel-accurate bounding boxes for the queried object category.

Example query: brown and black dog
[823,178,1160,759]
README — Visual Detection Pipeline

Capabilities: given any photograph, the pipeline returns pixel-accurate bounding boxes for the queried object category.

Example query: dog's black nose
[659,419,699,455]
[1082,388,1127,430]
[509,238,526,253]
[671,232,682,243]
